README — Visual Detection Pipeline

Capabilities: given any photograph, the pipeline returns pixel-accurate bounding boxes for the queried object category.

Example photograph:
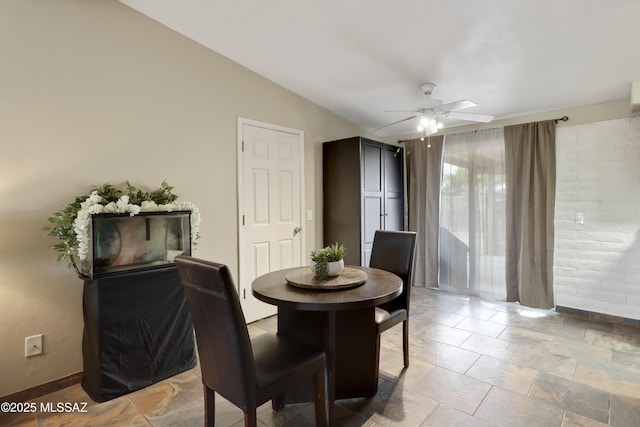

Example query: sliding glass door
[439,129,506,300]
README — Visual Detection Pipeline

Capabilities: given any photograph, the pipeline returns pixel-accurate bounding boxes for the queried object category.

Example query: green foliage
[44,195,86,271]
[130,181,178,205]
[310,242,346,263]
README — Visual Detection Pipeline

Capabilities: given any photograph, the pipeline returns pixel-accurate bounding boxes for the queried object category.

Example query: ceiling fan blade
[437,99,477,112]
[442,111,494,123]
[373,115,417,132]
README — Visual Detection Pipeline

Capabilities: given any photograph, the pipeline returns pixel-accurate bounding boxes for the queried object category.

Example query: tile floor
[2,287,640,426]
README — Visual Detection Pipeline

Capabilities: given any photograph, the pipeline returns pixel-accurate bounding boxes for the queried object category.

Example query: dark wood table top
[252,266,402,311]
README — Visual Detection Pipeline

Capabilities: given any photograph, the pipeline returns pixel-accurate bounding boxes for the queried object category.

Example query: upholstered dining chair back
[176,256,254,408]
[175,255,327,427]
[369,230,417,369]
[369,230,417,313]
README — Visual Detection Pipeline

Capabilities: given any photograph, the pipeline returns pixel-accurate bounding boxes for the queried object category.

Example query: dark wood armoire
[323,137,406,266]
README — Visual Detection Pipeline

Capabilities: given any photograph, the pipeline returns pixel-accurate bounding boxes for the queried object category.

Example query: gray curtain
[504,120,556,308]
[406,136,444,288]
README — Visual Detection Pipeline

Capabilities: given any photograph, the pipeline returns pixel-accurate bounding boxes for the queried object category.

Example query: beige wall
[0,0,368,397]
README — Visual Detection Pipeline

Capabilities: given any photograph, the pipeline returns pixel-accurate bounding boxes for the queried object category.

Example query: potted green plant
[310,242,346,280]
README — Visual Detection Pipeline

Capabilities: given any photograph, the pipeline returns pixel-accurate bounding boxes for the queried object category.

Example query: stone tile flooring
[2,287,640,426]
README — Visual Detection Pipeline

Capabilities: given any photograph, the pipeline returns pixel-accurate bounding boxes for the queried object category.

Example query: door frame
[236,117,306,320]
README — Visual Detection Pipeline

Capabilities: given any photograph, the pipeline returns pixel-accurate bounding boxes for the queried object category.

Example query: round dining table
[252,265,402,426]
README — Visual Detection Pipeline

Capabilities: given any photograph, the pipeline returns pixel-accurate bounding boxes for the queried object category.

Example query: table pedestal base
[277,306,378,403]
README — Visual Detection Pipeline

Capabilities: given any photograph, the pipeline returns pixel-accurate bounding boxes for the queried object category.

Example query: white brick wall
[554,116,640,320]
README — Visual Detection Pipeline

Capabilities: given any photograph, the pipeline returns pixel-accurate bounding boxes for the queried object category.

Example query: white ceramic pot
[311,259,344,277]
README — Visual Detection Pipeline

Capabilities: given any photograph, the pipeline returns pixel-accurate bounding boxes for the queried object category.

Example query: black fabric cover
[81,267,197,402]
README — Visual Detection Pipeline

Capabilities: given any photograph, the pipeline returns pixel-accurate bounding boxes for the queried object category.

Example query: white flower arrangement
[45,182,200,274]
[73,192,201,261]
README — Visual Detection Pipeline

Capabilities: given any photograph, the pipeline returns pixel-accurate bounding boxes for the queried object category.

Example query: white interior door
[238,118,304,323]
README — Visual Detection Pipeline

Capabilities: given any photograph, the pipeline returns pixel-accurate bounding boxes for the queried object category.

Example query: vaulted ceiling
[120,0,640,137]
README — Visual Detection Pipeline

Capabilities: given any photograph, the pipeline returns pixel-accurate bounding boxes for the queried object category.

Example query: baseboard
[0,372,83,403]
[556,306,640,328]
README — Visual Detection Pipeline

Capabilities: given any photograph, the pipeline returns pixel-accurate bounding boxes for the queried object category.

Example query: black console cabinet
[323,137,405,266]
[81,267,196,402]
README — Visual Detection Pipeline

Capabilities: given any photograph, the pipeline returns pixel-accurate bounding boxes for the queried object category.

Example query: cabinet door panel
[385,196,404,231]
[383,147,404,231]
[384,149,403,194]
[363,144,382,192]
[363,196,383,265]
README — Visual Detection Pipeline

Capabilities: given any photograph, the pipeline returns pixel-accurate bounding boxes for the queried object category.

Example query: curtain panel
[406,136,444,288]
[504,120,556,309]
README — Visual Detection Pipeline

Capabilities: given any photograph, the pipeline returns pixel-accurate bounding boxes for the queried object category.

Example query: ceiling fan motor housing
[419,83,437,96]
[417,83,442,109]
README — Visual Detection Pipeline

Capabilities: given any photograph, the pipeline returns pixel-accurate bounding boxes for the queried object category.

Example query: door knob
[293,226,302,236]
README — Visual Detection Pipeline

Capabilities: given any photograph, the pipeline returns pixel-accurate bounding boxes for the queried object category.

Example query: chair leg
[313,368,327,427]
[244,408,257,427]
[204,385,215,427]
[403,319,409,368]
[271,394,285,411]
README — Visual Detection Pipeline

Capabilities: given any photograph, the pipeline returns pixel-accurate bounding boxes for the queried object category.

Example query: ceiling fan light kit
[417,116,438,136]
[375,83,495,136]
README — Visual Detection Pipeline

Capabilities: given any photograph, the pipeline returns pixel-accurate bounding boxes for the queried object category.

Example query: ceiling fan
[374,83,494,136]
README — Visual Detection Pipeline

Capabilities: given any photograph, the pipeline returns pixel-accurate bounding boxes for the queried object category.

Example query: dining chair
[369,230,417,368]
[175,255,328,427]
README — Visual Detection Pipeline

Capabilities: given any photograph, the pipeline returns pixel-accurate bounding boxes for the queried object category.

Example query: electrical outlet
[25,334,43,357]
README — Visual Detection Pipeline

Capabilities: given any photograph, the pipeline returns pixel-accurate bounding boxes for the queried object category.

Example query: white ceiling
[120,0,640,137]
